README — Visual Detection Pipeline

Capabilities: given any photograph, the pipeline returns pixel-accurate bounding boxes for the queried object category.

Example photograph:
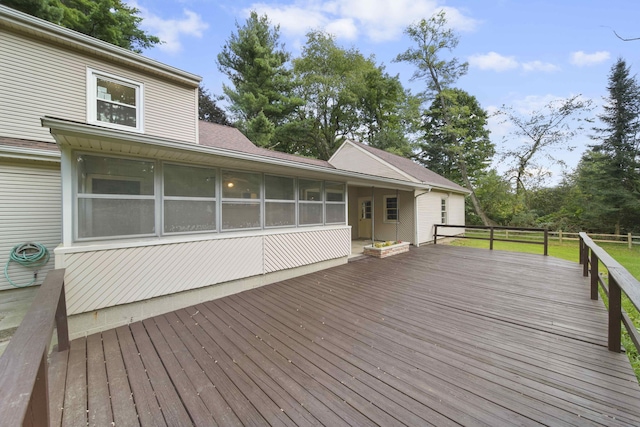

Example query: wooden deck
[48,245,640,426]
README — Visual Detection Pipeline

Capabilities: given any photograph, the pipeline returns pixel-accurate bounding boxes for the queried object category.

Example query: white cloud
[247,0,477,42]
[468,52,518,72]
[469,53,559,73]
[132,3,209,53]
[570,50,610,67]
[522,60,560,73]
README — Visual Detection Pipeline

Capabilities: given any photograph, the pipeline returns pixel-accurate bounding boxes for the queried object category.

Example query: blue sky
[128,0,639,183]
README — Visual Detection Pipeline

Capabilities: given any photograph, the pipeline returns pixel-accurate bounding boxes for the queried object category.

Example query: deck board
[51,245,640,426]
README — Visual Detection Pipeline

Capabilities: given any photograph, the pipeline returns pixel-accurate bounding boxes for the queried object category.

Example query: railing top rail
[435,224,547,233]
[0,268,66,425]
[580,232,640,313]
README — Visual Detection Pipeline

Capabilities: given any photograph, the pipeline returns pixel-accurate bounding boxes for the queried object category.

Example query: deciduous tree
[496,94,592,214]
[2,0,161,52]
[198,85,230,126]
[394,11,491,224]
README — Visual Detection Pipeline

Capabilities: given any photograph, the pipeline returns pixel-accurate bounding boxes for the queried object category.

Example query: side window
[384,196,398,223]
[87,69,143,132]
[441,198,447,224]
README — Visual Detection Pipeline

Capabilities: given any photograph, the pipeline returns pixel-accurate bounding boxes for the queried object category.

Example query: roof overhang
[0,5,200,88]
[42,117,431,191]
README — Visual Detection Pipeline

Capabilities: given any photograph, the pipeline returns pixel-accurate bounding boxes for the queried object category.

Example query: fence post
[559,229,563,244]
[582,244,589,277]
[433,225,438,245]
[629,232,632,249]
[608,275,622,352]
[543,229,548,256]
[489,227,494,250]
[590,251,598,300]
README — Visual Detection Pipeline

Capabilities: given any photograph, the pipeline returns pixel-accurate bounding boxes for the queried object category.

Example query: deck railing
[434,224,549,256]
[0,269,68,426]
[579,232,640,353]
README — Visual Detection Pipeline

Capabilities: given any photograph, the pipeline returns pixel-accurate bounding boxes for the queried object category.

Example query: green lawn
[449,237,640,382]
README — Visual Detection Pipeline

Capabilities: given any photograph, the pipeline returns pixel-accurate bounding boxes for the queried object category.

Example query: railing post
[433,225,438,245]
[55,283,69,352]
[543,229,548,256]
[26,351,50,427]
[608,275,622,352]
[582,244,589,277]
[590,251,598,300]
[489,227,494,250]
[579,236,584,265]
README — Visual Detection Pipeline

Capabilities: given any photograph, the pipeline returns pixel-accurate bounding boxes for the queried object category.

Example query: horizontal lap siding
[63,237,263,314]
[416,191,466,244]
[0,161,61,291]
[264,228,351,273]
[0,30,196,143]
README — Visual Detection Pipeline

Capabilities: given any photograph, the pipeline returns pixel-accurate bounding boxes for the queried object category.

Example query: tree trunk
[458,160,492,225]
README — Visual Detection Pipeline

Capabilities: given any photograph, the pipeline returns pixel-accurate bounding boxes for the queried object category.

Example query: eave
[41,117,431,192]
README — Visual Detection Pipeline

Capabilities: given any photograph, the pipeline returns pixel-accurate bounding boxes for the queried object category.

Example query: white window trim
[87,68,144,133]
[383,195,399,224]
[441,198,448,225]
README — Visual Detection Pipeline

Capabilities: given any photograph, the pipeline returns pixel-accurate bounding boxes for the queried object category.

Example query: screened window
[299,179,323,225]
[325,182,345,224]
[221,170,261,230]
[384,195,398,223]
[163,164,216,233]
[265,175,295,227]
[441,198,448,224]
[88,69,143,132]
[76,154,155,239]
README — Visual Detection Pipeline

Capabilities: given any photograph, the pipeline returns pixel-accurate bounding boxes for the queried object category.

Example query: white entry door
[358,197,372,239]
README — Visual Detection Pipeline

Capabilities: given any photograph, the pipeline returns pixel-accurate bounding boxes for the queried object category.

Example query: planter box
[363,241,410,259]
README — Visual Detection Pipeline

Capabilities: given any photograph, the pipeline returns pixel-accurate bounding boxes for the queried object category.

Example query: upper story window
[87,69,144,132]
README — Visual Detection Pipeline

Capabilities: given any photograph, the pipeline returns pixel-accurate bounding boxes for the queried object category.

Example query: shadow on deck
[49,245,640,426]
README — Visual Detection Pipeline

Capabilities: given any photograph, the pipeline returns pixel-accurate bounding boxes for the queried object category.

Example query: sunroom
[43,117,423,338]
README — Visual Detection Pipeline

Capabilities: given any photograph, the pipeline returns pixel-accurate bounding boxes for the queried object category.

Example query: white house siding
[58,227,350,315]
[330,144,411,181]
[0,29,197,144]
[0,160,61,291]
[416,191,466,244]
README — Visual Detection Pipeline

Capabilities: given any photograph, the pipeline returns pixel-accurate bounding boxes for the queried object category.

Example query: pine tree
[588,58,640,233]
[217,11,301,148]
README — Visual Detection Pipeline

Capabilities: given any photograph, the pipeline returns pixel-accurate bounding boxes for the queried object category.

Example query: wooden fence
[579,232,640,353]
[554,231,638,248]
[434,224,549,256]
[0,269,68,426]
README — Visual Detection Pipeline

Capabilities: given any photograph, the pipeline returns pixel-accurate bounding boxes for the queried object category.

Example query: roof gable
[330,140,468,193]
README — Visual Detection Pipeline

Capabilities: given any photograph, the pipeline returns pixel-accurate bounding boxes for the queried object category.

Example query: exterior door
[358,197,372,239]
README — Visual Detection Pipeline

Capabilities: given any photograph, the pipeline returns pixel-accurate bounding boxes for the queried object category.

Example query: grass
[449,237,640,382]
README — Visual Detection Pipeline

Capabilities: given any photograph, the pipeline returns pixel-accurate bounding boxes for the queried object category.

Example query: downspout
[414,186,432,247]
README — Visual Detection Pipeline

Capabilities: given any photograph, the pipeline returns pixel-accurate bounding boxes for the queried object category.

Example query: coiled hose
[4,243,50,288]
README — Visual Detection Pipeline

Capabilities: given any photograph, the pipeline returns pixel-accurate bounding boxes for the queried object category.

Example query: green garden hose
[4,243,50,288]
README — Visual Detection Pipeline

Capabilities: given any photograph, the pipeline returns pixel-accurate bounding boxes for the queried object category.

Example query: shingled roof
[349,141,468,193]
[198,121,333,168]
